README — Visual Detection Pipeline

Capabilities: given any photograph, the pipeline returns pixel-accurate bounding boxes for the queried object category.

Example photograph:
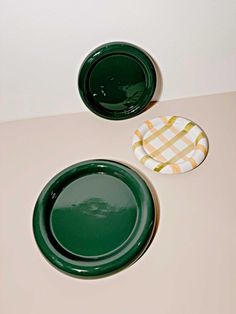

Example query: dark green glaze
[33,160,155,278]
[78,42,156,120]
[50,174,137,257]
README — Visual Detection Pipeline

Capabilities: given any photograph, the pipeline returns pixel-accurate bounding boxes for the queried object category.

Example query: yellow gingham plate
[132,116,208,174]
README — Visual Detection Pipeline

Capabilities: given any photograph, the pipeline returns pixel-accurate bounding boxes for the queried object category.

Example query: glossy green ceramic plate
[78,42,156,120]
[33,160,156,278]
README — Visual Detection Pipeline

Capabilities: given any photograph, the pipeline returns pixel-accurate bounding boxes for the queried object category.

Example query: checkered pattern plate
[132,116,208,174]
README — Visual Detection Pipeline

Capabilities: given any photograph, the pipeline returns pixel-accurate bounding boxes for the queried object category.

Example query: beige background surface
[1,91,236,313]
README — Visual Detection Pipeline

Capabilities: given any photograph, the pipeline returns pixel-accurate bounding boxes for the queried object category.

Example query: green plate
[78,42,156,120]
[33,160,156,278]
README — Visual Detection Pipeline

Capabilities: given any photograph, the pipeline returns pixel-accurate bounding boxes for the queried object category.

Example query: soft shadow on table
[117,160,160,261]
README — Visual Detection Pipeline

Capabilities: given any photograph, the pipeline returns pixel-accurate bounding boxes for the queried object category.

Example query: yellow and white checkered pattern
[132,116,208,174]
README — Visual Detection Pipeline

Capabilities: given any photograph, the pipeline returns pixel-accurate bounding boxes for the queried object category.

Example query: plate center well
[143,123,196,164]
[88,54,146,111]
[50,173,138,258]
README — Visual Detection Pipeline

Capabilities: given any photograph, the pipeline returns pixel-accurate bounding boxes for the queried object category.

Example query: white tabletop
[1,92,236,314]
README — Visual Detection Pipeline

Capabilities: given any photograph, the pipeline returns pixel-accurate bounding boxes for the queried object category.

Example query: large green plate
[33,160,156,278]
[78,42,156,120]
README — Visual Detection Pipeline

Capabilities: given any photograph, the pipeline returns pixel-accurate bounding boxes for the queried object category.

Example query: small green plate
[33,160,156,278]
[78,42,156,120]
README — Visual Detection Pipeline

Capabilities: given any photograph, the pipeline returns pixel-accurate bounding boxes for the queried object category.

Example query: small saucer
[132,116,208,174]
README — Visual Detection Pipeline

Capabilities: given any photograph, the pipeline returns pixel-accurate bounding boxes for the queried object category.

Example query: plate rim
[33,159,156,278]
